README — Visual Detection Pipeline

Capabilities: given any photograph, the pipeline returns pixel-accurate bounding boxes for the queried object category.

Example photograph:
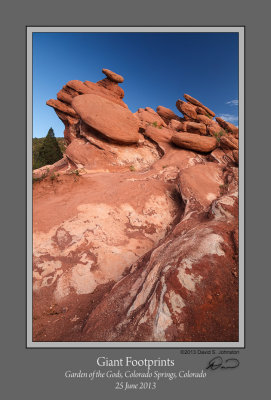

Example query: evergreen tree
[37,128,63,167]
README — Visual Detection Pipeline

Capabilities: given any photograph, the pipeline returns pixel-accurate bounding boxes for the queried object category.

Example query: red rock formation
[196,114,214,125]
[207,120,223,136]
[80,166,238,342]
[46,99,79,118]
[220,135,239,150]
[102,68,124,83]
[96,78,125,99]
[176,99,198,119]
[184,94,215,117]
[156,105,181,124]
[185,121,207,135]
[216,117,239,137]
[32,70,239,343]
[143,125,173,144]
[72,94,140,144]
[168,119,184,131]
[232,150,239,164]
[134,108,167,130]
[172,132,217,152]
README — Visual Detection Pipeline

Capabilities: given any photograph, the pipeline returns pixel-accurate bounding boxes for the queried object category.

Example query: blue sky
[33,32,239,138]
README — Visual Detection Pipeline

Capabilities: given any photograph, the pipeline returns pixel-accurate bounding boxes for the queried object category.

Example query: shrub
[50,173,56,181]
[219,183,229,195]
[152,121,163,129]
[32,172,47,183]
[213,130,225,143]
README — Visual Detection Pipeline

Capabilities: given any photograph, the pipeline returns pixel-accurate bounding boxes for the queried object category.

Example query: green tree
[36,128,63,168]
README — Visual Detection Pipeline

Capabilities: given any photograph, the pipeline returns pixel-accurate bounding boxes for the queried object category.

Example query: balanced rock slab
[184,94,215,117]
[102,68,124,83]
[172,131,217,152]
[176,100,197,119]
[72,94,140,144]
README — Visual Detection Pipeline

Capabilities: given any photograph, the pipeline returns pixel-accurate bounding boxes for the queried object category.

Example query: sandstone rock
[66,80,93,94]
[72,94,140,144]
[66,79,128,108]
[144,125,173,144]
[54,109,79,126]
[56,85,81,105]
[220,149,236,166]
[233,150,239,164]
[33,162,182,341]
[54,110,80,144]
[186,121,207,135]
[33,156,68,178]
[172,132,217,152]
[196,106,208,115]
[196,114,214,125]
[168,119,184,131]
[216,117,239,136]
[134,109,167,129]
[57,89,74,104]
[184,94,215,117]
[65,129,160,171]
[85,80,128,108]
[175,121,189,131]
[176,99,197,119]
[96,78,125,99]
[46,99,79,118]
[81,189,238,342]
[102,68,124,83]
[220,135,239,150]
[209,148,235,166]
[156,106,180,124]
[207,120,223,136]
[39,82,239,343]
[178,163,224,210]
[145,107,157,115]
[61,84,80,98]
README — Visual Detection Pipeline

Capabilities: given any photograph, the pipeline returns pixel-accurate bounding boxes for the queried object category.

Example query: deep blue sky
[33,32,239,138]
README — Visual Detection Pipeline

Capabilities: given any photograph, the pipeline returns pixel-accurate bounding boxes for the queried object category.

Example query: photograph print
[29,27,243,346]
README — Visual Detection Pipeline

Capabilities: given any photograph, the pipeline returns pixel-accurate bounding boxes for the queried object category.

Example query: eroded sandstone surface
[33,68,239,342]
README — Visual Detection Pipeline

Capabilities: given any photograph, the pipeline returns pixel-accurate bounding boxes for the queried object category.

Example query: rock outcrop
[156,105,181,125]
[102,68,124,83]
[72,94,140,144]
[172,132,217,152]
[33,68,239,343]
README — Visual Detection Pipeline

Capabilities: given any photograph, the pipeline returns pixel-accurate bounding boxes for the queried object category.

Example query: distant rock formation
[33,68,239,343]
